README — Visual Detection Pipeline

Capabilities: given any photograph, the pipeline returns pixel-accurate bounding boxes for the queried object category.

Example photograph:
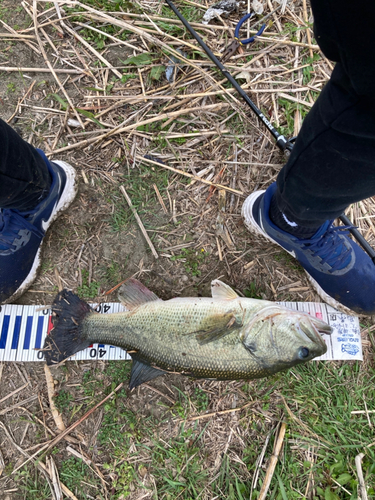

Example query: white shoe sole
[4,160,78,304]
[242,191,356,316]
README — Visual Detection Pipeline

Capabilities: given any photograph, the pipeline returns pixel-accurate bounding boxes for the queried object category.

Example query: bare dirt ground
[0,0,375,499]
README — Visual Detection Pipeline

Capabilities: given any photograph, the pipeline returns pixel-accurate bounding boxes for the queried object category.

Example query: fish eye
[299,347,310,359]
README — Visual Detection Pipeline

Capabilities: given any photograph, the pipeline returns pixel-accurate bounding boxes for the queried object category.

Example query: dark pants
[0,119,51,211]
[276,0,375,227]
[1,0,375,223]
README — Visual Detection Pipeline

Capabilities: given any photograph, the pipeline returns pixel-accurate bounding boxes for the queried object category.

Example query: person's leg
[0,118,52,211]
[273,0,375,231]
[274,64,375,231]
[0,118,77,304]
[242,1,375,315]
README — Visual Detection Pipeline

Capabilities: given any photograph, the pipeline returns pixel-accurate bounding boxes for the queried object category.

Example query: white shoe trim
[44,160,78,231]
[4,160,77,304]
[305,273,357,316]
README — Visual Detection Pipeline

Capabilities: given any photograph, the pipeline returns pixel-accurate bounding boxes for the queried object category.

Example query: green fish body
[44,279,330,388]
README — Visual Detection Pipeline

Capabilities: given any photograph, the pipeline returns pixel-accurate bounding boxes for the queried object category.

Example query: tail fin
[43,290,93,365]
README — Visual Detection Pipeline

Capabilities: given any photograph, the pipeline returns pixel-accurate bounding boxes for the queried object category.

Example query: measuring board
[0,301,362,362]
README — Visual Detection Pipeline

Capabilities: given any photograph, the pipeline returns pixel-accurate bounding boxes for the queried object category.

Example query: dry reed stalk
[52,2,242,107]
[48,456,63,500]
[50,103,228,154]
[182,400,257,422]
[153,184,169,214]
[0,381,29,405]
[6,79,34,123]
[12,382,125,474]
[44,365,66,432]
[0,16,40,54]
[62,22,122,79]
[355,453,368,500]
[359,201,375,237]
[30,0,85,128]
[0,420,77,499]
[302,0,314,58]
[258,422,287,500]
[257,34,319,49]
[249,87,311,93]
[277,92,313,108]
[85,11,208,55]
[74,21,142,52]
[137,155,243,196]
[0,446,4,476]
[119,185,159,259]
[0,33,36,38]
[162,130,229,139]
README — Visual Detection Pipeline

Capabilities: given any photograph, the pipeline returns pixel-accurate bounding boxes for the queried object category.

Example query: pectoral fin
[129,357,166,390]
[193,312,242,344]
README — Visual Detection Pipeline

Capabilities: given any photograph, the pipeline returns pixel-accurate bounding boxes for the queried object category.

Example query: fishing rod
[164,0,375,263]
[165,0,292,153]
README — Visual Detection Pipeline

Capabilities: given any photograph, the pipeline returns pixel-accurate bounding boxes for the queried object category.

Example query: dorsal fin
[118,278,161,309]
[211,280,239,300]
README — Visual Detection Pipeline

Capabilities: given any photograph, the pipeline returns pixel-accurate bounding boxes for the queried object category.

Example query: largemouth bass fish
[44,279,331,389]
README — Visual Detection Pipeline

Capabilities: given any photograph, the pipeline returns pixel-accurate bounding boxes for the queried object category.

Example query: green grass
[77,268,101,299]
[14,357,375,500]
[109,162,171,231]
[53,389,74,413]
[170,247,207,276]
[270,362,375,500]
[243,281,263,300]
[60,458,103,499]
[13,467,52,500]
[277,97,310,138]
[274,250,305,272]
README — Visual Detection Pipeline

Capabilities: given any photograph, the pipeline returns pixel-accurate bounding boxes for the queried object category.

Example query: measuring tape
[0,302,130,362]
[0,301,361,362]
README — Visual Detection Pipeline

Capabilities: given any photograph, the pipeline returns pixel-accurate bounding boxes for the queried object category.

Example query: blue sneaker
[0,153,77,303]
[242,182,375,315]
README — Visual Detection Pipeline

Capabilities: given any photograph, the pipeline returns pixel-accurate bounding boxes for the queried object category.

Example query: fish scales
[82,298,270,379]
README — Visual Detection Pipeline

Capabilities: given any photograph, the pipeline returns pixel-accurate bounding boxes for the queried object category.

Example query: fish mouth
[298,315,332,351]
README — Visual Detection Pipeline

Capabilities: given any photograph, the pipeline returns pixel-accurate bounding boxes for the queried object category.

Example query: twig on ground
[48,456,63,500]
[250,430,273,499]
[49,103,227,154]
[355,453,368,500]
[258,422,287,500]
[44,365,66,432]
[30,0,85,128]
[12,382,125,473]
[0,445,4,476]
[181,400,257,422]
[0,16,40,54]
[137,155,243,196]
[119,185,159,259]
[0,381,29,405]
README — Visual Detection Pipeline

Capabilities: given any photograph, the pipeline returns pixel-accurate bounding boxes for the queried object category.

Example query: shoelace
[0,209,44,251]
[298,225,353,272]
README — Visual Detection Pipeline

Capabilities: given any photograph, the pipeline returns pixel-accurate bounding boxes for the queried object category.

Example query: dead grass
[0,0,374,498]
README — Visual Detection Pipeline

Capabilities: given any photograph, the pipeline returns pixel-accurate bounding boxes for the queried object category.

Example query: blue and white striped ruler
[0,301,361,362]
[0,302,130,362]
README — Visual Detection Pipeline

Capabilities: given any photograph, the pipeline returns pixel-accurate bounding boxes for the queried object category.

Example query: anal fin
[129,357,166,390]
